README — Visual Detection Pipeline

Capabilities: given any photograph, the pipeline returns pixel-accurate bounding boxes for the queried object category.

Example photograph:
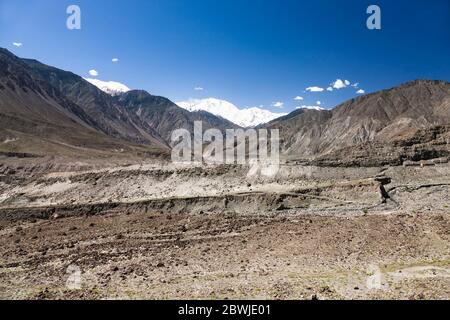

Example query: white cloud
[332,79,347,90]
[316,101,321,105]
[12,42,22,47]
[112,58,119,63]
[306,86,324,92]
[272,101,284,108]
[352,82,359,88]
[294,96,304,101]
[356,89,365,94]
[194,87,204,91]
[344,80,351,86]
[326,87,333,92]
[89,69,99,77]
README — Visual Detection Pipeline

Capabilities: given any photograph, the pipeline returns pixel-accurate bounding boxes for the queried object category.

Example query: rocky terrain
[265,80,450,159]
[0,48,235,157]
[0,156,449,300]
[0,49,449,300]
[309,125,450,167]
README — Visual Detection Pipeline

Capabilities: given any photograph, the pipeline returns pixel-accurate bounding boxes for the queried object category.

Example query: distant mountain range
[117,91,239,143]
[264,79,450,165]
[0,47,449,164]
[0,48,234,157]
[177,98,287,127]
[84,79,286,127]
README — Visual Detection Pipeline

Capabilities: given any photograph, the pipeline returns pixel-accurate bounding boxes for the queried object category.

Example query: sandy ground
[0,158,449,300]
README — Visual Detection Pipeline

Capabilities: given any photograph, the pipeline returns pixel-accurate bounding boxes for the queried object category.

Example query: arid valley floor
[1,1,449,302]
[0,157,449,300]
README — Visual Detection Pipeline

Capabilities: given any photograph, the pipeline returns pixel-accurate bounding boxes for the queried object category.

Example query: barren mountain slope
[266,80,450,158]
[118,90,240,143]
[0,48,240,157]
[22,57,167,148]
[0,49,168,157]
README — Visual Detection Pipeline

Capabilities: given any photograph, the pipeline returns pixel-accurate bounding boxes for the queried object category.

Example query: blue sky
[1,0,449,112]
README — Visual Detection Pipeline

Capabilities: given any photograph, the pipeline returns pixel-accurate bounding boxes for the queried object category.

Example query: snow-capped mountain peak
[176,98,287,127]
[84,78,130,96]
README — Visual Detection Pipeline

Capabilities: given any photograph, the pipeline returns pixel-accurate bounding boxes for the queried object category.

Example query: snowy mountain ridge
[177,98,287,127]
[84,78,130,96]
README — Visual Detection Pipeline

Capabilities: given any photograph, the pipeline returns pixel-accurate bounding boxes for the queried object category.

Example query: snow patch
[296,105,325,111]
[84,78,130,96]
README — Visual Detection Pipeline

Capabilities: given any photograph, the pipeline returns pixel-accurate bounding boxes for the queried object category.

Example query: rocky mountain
[265,80,450,163]
[118,91,239,143]
[312,124,450,167]
[0,48,238,157]
[22,57,167,147]
[177,98,286,127]
[1,48,449,165]
[0,48,161,157]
